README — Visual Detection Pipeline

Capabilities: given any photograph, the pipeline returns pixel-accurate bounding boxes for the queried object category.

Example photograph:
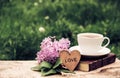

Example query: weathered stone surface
[0,59,120,78]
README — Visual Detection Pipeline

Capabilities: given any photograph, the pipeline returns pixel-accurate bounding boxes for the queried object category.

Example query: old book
[77,53,116,71]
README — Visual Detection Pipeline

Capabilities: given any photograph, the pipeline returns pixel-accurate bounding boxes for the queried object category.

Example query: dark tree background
[0,0,120,60]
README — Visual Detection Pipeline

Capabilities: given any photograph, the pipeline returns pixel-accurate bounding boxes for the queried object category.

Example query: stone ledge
[0,59,120,78]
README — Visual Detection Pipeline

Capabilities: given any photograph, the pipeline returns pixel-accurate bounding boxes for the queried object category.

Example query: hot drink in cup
[77,33,110,54]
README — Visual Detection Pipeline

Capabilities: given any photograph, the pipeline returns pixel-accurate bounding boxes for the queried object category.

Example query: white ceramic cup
[77,33,110,54]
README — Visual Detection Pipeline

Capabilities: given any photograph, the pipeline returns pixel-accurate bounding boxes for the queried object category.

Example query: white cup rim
[77,33,103,39]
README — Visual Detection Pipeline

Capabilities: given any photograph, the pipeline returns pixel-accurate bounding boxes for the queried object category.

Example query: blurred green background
[0,0,120,60]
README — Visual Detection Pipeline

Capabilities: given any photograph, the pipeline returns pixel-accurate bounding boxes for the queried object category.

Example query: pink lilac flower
[40,37,52,49]
[36,37,70,64]
[58,38,70,51]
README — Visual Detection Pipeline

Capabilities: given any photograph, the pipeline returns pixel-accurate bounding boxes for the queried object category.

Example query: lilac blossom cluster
[36,37,70,64]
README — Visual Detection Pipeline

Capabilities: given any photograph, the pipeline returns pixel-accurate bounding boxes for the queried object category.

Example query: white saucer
[69,46,110,56]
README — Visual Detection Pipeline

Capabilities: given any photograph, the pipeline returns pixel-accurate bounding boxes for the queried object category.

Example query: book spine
[102,53,116,66]
[89,59,102,71]
[77,53,116,71]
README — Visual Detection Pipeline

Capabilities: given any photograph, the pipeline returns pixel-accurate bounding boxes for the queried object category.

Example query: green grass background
[0,0,120,60]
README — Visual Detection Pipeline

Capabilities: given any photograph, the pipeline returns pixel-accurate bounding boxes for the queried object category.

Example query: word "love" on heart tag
[60,50,81,71]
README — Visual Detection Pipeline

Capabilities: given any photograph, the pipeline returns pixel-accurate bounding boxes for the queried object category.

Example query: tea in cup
[77,33,110,54]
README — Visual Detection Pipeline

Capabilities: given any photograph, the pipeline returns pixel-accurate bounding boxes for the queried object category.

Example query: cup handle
[103,37,110,47]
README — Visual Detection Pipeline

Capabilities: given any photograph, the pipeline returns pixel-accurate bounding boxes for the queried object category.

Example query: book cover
[77,53,116,71]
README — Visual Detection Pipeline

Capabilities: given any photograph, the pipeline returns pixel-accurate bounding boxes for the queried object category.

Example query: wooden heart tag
[60,50,81,71]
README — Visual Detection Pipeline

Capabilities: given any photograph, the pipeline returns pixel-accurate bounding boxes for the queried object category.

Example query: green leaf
[60,69,75,73]
[53,58,61,69]
[39,61,52,69]
[31,61,52,71]
[31,65,41,71]
[41,68,49,72]
[41,69,57,76]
